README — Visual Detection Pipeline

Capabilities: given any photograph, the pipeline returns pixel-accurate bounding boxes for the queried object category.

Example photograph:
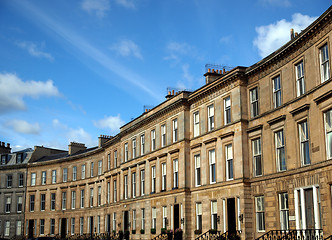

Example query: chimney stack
[0,141,11,154]
[290,28,295,40]
[204,68,222,84]
[68,142,86,155]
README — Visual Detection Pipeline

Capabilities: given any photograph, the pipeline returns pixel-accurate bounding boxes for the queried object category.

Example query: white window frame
[211,201,218,230]
[41,171,46,185]
[90,162,94,177]
[4,221,10,237]
[224,96,231,125]
[140,134,145,155]
[114,151,117,168]
[195,154,201,187]
[151,130,156,151]
[132,210,136,230]
[196,203,202,231]
[250,87,259,118]
[132,172,136,198]
[255,196,265,232]
[124,175,128,199]
[140,169,145,196]
[161,163,167,191]
[132,138,137,159]
[273,75,282,108]
[152,207,157,229]
[279,192,289,231]
[320,43,330,82]
[275,130,286,171]
[113,180,117,202]
[151,166,156,193]
[107,154,111,170]
[173,159,179,189]
[299,121,310,165]
[141,208,145,230]
[40,193,46,211]
[63,168,68,182]
[324,109,332,159]
[162,206,167,229]
[124,143,128,162]
[161,124,166,147]
[89,188,93,207]
[225,144,233,180]
[73,166,77,181]
[173,119,178,142]
[209,149,216,184]
[295,61,305,97]
[208,105,214,131]
[252,138,262,177]
[17,196,23,213]
[31,172,36,186]
[62,192,67,210]
[16,220,22,236]
[71,218,75,235]
[51,193,56,210]
[98,160,102,175]
[193,111,200,137]
[81,165,86,179]
[80,189,84,208]
[71,191,76,209]
[5,196,11,213]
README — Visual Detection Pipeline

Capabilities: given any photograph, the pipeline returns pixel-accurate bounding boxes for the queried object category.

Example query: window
[7,175,12,188]
[17,196,23,212]
[195,154,201,186]
[208,105,214,131]
[124,175,128,199]
[19,173,24,187]
[224,96,231,124]
[89,188,93,207]
[52,170,56,183]
[275,130,286,171]
[140,134,145,155]
[194,112,200,137]
[40,219,45,235]
[112,213,116,231]
[51,193,56,210]
[255,196,265,232]
[151,166,156,193]
[1,154,8,165]
[161,163,166,191]
[71,218,75,235]
[16,220,22,235]
[162,206,167,228]
[30,195,35,212]
[62,192,67,210]
[273,75,282,108]
[98,186,101,206]
[211,201,218,230]
[226,144,233,180]
[250,87,259,118]
[252,138,262,177]
[4,221,10,237]
[31,172,36,186]
[196,203,202,231]
[295,61,305,96]
[90,162,94,177]
[50,219,55,235]
[107,182,110,203]
[41,171,46,185]
[40,194,46,211]
[80,189,84,208]
[97,216,100,234]
[141,208,145,230]
[325,109,332,159]
[279,193,289,230]
[132,138,137,158]
[5,196,11,213]
[132,210,136,230]
[209,149,216,184]
[63,168,68,182]
[161,124,166,147]
[320,43,330,82]
[299,121,310,165]
[16,153,23,163]
[152,207,157,229]
[79,217,84,235]
[124,143,128,162]
[140,170,145,196]
[132,172,136,198]
[151,130,156,151]
[98,160,102,175]
[72,191,76,209]
[107,154,111,170]
[113,180,117,202]
[173,119,178,142]
[73,166,77,181]
[81,165,86,179]
[114,151,117,168]
[173,159,179,189]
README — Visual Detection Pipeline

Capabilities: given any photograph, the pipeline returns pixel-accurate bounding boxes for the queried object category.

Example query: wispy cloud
[110,39,143,60]
[0,72,61,114]
[93,114,125,133]
[115,0,135,9]
[16,41,54,61]
[81,0,110,18]
[5,119,41,135]
[219,35,232,45]
[253,13,317,58]
[164,41,197,64]
[16,1,162,102]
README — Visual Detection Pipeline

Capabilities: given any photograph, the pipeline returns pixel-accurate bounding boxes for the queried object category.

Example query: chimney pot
[208,68,211,72]
[2,142,4,147]
[168,91,171,95]
[172,90,174,95]
[295,32,298,37]
[7,143,10,148]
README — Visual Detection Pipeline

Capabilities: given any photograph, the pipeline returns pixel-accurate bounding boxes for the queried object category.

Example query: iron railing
[195,230,222,240]
[324,235,332,240]
[217,231,241,240]
[256,229,324,240]
[152,232,168,240]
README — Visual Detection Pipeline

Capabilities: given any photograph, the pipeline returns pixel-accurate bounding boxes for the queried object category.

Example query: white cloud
[67,127,95,146]
[16,41,54,61]
[115,0,135,9]
[110,39,143,60]
[93,114,125,133]
[253,13,317,58]
[5,119,41,135]
[166,42,194,56]
[219,35,232,44]
[0,73,61,114]
[81,0,110,18]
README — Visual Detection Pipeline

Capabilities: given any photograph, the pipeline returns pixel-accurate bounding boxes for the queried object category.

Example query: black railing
[195,230,222,240]
[152,232,168,240]
[217,231,241,240]
[325,235,332,240]
[256,229,324,240]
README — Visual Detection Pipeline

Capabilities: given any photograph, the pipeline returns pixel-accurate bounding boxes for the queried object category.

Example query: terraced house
[13,5,332,240]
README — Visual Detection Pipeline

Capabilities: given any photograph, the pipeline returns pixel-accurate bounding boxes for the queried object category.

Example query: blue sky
[0,0,330,151]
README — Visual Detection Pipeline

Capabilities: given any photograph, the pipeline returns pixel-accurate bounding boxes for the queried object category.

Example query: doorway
[124,211,129,231]
[60,218,67,238]
[28,219,34,239]
[89,216,94,234]
[227,198,236,234]
[174,204,180,230]
[304,189,314,229]
[106,214,111,233]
